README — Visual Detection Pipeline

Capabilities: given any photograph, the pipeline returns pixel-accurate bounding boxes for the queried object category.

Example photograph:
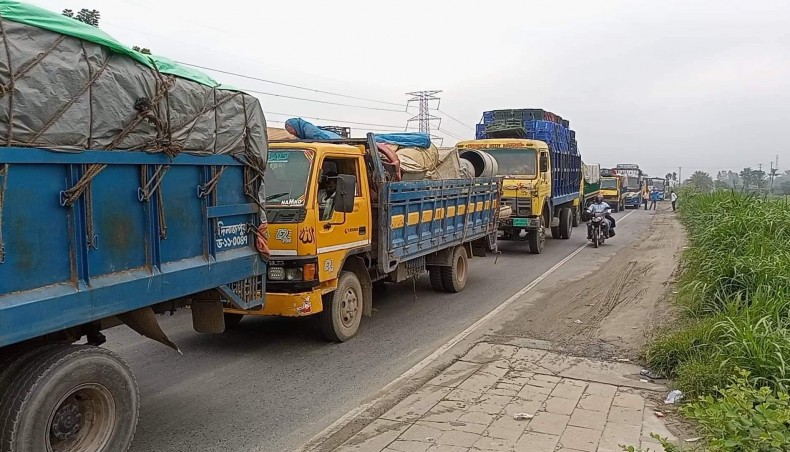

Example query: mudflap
[117,307,180,352]
[191,299,226,334]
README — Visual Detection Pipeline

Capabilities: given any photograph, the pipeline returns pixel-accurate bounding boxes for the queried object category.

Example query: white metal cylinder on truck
[459,150,499,177]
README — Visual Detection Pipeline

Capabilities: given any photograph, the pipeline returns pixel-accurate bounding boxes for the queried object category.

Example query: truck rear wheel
[528,218,546,254]
[428,266,446,292]
[320,271,363,342]
[559,208,573,239]
[572,206,581,227]
[440,246,468,293]
[0,344,139,452]
[610,202,619,212]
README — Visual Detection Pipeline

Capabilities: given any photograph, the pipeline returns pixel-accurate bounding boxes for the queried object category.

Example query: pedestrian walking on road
[642,191,650,210]
[650,189,659,210]
[670,190,678,211]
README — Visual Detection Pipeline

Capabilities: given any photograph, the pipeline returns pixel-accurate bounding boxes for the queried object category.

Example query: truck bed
[0,148,266,347]
[378,177,499,273]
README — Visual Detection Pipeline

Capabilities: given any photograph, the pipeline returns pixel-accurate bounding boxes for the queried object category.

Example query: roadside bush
[674,354,733,401]
[683,370,790,452]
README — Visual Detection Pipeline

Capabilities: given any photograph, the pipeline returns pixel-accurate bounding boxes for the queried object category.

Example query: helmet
[595,194,604,203]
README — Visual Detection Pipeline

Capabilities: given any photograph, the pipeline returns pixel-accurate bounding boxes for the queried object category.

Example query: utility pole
[406,90,442,138]
[678,167,682,185]
[758,163,763,191]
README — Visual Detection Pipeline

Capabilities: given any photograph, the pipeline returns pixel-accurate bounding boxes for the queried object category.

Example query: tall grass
[646,191,790,396]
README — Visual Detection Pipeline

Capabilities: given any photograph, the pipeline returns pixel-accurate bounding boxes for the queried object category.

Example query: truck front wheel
[440,246,468,293]
[321,271,363,342]
[528,218,546,254]
[0,344,139,452]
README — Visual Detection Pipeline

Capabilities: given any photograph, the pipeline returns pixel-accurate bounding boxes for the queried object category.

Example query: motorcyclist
[587,194,615,239]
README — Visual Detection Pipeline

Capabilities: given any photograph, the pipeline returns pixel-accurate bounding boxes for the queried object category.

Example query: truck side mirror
[334,174,356,213]
[539,154,548,173]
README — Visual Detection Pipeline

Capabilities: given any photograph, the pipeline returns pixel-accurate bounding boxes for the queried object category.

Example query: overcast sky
[30,0,790,179]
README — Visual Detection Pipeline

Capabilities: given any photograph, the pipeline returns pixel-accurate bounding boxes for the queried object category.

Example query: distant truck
[225,134,500,341]
[600,168,626,211]
[582,162,601,207]
[462,108,582,254]
[0,5,268,451]
[616,164,644,209]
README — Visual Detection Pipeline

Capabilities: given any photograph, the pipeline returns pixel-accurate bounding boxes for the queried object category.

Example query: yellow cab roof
[457,138,549,151]
[269,140,364,156]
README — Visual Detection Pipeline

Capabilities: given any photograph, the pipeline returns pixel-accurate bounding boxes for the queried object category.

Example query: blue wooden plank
[0,148,243,166]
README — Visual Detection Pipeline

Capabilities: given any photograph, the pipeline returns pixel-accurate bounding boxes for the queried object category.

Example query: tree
[688,171,714,193]
[132,46,152,55]
[62,8,100,27]
[781,181,790,196]
[672,172,677,182]
[665,172,673,181]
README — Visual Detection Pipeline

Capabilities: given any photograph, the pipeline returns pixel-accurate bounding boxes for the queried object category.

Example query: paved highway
[104,209,646,452]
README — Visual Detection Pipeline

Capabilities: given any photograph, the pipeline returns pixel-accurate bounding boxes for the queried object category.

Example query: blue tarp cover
[285,118,342,140]
[374,133,431,149]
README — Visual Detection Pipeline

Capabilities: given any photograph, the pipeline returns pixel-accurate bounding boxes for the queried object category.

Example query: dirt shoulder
[492,206,686,361]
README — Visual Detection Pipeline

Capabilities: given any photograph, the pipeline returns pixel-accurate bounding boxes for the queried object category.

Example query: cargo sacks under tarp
[0,0,267,167]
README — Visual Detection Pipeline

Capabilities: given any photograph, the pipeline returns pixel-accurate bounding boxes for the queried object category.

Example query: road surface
[105,208,653,452]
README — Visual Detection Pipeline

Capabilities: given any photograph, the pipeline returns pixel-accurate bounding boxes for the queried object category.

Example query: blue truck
[464,109,582,254]
[0,5,268,451]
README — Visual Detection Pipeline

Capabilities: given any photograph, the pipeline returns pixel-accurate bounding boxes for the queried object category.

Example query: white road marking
[295,208,637,451]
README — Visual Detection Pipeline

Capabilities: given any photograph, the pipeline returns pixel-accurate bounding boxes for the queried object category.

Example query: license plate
[512,218,528,227]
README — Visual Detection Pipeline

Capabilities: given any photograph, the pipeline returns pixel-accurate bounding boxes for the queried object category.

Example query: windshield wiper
[265,192,291,201]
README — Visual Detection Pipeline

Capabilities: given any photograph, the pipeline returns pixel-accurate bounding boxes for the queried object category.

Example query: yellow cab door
[313,154,371,283]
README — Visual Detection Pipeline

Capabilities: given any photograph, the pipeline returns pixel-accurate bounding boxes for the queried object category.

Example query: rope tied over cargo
[197,166,227,198]
[0,164,8,263]
[139,165,171,239]
[60,164,108,207]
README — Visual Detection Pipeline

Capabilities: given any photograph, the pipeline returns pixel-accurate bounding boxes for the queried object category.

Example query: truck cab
[599,176,625,211]
[225,141,370,340]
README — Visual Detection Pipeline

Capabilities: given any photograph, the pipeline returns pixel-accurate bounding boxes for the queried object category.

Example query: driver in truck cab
[587,194,616,238]
[318,170,338,221]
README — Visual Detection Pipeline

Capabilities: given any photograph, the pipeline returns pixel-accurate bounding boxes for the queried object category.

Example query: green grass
[645,190,790,447]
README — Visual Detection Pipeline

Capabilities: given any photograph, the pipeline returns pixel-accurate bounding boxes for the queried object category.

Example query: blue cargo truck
[464,109,582,254]
[0,4,268,451]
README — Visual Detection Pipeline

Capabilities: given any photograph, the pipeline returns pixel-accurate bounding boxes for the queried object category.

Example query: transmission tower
[406,90,442,138]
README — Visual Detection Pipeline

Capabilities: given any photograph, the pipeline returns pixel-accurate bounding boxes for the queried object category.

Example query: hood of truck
[267,222,317,257]
[502,178,535,198]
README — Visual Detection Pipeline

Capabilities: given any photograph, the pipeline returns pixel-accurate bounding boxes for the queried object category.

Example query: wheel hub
[51,399,83,441]
[340,289,359,327]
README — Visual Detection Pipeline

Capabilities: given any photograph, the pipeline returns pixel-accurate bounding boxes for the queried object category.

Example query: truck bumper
[225,287,325,317]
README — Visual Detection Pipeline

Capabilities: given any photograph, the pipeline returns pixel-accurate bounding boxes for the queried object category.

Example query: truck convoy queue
[0,3,645,451]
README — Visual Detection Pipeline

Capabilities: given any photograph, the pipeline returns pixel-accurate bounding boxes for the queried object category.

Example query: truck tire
[528,218,546,254]
[610,202,618,212]
[0,344,139,452]
[428,266,446,292]
[572,206,581,227]
[559,208,572,239]
[320,271,363,342]
[440,246,468,293]
[223,313,244,330]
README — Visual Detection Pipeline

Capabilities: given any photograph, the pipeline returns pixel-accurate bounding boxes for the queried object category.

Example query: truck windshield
[486,149,537,177]
[264,149,312,206]
[600,179,618,189]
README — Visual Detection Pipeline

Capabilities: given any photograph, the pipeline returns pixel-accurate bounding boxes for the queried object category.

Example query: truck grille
[502,197,532,216]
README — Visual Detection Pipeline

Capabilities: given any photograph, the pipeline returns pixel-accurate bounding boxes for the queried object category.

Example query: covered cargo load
[0,1,267,169]
[583,163,601,184]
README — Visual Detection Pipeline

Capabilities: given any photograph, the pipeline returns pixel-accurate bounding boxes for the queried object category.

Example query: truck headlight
[268,266,285,281]
[285,268,303,281]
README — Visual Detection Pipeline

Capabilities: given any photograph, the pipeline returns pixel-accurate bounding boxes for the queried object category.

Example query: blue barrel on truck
[0,4,268,451]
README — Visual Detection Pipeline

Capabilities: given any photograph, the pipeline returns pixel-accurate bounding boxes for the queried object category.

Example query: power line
[240,87,408,113]
[435,109,475,131]
[406,91,442,135]
[437,128,466,141]
[178,61,409,108]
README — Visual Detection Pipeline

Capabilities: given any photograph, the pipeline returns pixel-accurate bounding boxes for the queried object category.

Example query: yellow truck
[456,138,581,254]
[225,134,501,341]
[599,171,626,211]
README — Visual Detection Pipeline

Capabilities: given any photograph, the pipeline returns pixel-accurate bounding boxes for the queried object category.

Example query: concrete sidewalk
[335,342,676,452]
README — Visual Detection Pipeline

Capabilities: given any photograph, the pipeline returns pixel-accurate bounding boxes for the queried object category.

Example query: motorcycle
[588,212,609,248]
